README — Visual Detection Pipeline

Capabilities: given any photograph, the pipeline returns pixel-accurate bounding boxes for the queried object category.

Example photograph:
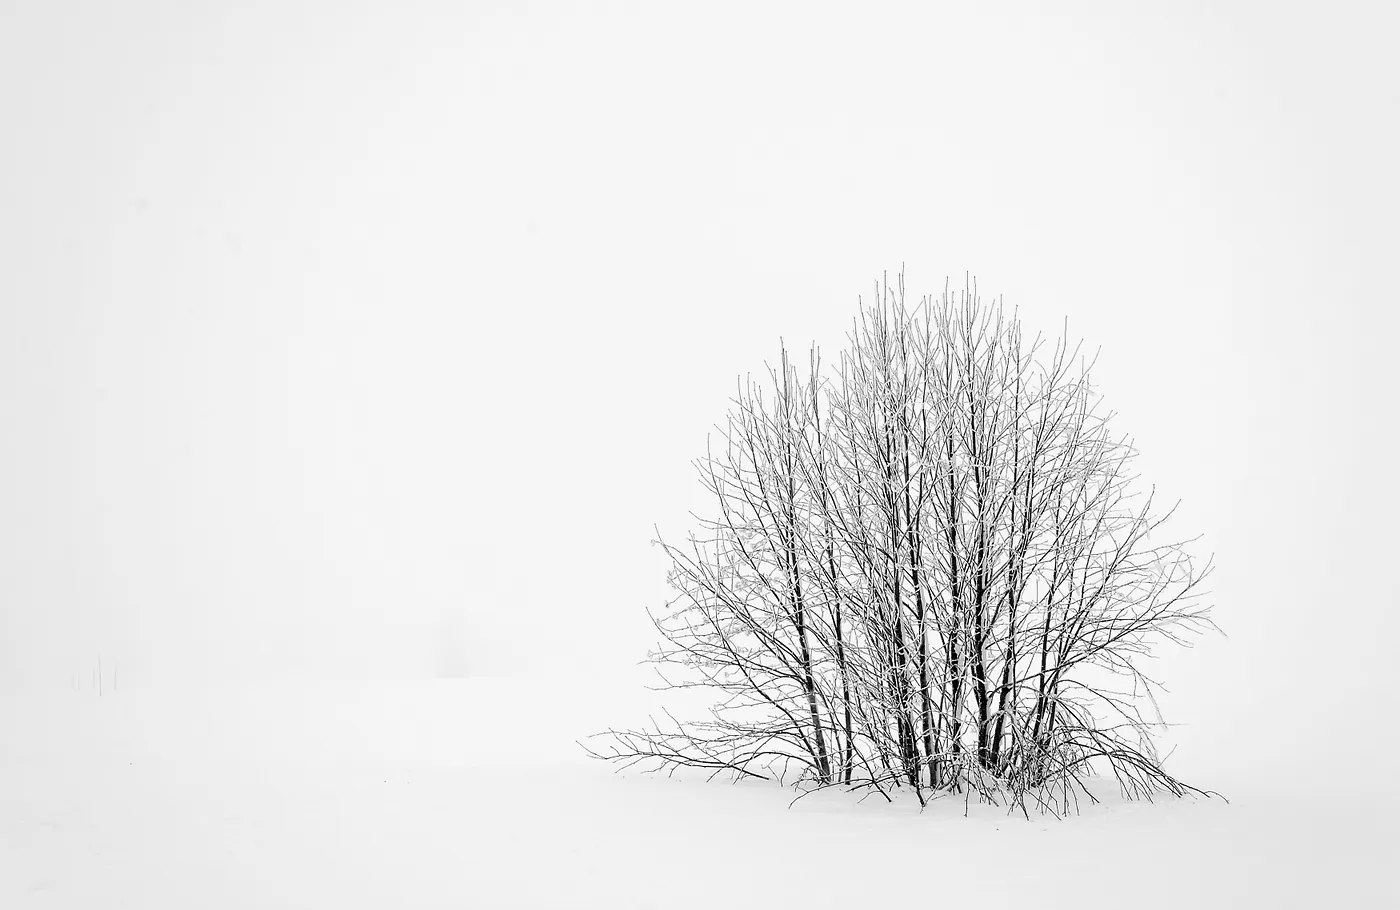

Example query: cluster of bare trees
[588,274,1217,814]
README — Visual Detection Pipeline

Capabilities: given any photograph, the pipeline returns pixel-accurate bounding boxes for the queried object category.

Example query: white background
[2,0,1397,785]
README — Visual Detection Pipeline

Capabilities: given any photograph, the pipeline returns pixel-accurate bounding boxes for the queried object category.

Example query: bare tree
[585,272,1220,815]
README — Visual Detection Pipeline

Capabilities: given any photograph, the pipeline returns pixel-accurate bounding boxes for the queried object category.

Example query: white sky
[2,1,1396,771]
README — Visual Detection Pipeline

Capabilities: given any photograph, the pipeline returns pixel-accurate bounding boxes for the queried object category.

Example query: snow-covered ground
[1,678,1394,908]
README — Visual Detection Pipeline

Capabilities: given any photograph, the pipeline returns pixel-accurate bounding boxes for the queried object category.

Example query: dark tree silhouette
[586,272,1219,815]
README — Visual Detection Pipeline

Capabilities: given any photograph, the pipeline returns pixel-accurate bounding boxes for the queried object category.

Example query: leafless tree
[585,272,1220,815]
